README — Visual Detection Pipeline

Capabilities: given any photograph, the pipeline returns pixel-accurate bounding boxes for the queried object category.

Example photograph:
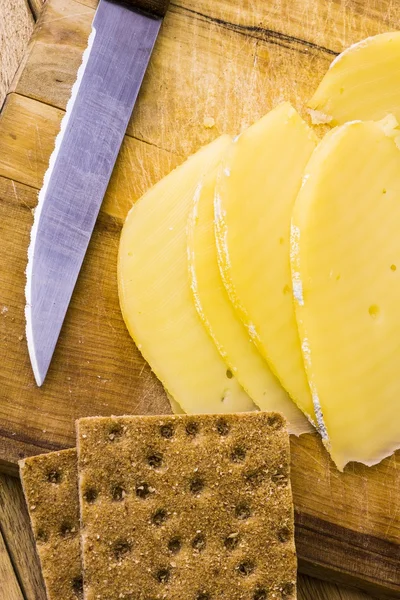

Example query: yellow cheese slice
[308,32,400,126]
[215,102,318,421]
[187,167,312,434]
[291,116,400,469]
[118,136,255,414]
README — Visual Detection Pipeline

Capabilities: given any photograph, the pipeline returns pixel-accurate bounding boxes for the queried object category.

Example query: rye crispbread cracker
[19,448,83,600]
[77,412,296,600]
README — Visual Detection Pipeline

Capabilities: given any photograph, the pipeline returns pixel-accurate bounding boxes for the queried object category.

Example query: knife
[25,0,170,386]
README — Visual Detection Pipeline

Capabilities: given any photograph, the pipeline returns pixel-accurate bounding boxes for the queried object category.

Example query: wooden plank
[0,529,24,600]
[0,474,46,600]
[298,575,374,600]
[0,0,34,107]
[11,0,334,156]
[0,93,181,219]
[10,0,400,160]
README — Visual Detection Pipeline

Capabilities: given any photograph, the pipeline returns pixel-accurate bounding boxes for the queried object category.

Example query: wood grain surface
[0,0,399,598]
[0,529,24,600]
[0,473,46,600]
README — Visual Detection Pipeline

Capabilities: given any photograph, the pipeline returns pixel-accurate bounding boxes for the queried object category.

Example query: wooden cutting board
[0,0,399,596]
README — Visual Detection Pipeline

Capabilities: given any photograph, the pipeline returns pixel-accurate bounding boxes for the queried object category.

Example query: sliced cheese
[215,102,318,421]
[308,32,400,125]
[188,167,312,434]
[291,116,400,469]
[118,136,255,414]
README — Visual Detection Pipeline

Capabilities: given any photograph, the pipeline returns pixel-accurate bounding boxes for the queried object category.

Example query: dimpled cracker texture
[19,448,83,600]
[76,413,296,600]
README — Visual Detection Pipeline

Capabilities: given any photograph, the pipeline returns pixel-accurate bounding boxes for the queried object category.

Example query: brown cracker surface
[19,448,83,600]
[77,412,297,600]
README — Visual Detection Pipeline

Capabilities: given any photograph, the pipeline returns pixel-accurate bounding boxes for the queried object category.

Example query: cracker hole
[147,452,163,468]
[224,532,239,551]
[60,522,75,537]
[197,593,210,600]
[190,477,205,495]
[278,526,291,543]
[36,529,48,543]
[84,488,98,503]
[216,418,230,436]
[271,466,288,486]
[267,414,283,429]
[160,424,174,439]
[226,369,233,379]
[238,560,255,576]
[391,264,397,271]
[279,237,284,245]
[72,576,83,598]
[283,284,290,295]
[168,537,182,554]
[112,485,126,501]
[108,424,123,441]
[245,468,266,487]
[281,582,295,598]
[254,589,267,600]
[231,447,246,463]
[152,509,168,526]
[156,568,170,583]
[136,482,155,499]
[185,421,199,436]
[192,533,206,551]
[235,503,251,520]
[47,470,61,484]
[113,540,131,560]
[383,188,387,194]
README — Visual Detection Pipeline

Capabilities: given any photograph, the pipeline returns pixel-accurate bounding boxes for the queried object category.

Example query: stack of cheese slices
[118,32,400,471]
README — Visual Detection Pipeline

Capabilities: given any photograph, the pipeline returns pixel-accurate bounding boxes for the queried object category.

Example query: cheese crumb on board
[118,136,255,414]
[214,102,318,422]
[187,165,313,435]
[308,32,400,125]
[203,116,215,128]
[291,116,400,469]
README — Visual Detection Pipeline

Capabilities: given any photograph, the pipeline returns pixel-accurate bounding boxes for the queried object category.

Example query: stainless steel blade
[26,0,162,386]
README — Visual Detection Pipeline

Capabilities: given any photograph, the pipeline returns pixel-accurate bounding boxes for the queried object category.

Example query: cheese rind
[308,32,400,125]
[118,136,255,414]
[215,102,318,421]
[188,168,313,435]
[291,116,400,469]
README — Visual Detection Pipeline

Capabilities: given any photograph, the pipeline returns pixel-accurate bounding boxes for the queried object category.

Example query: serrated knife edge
[25,22,98,386]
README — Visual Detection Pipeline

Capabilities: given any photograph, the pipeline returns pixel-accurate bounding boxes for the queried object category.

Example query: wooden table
[0,2,382,599]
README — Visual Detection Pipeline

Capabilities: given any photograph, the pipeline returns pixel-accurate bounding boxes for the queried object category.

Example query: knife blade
[25,0,169,386]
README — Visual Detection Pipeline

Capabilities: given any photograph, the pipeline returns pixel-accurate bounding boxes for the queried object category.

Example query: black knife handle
[122,0,170,17]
